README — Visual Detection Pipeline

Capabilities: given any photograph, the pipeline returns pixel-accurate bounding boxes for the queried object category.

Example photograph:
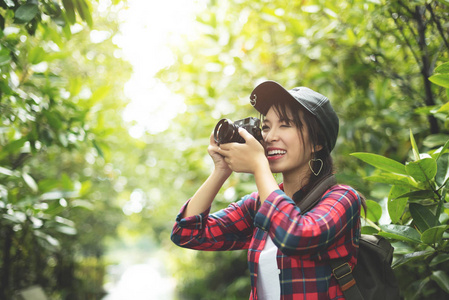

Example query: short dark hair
[263,99,334,199]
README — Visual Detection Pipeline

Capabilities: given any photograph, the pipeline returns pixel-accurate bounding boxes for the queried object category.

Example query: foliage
[0,0,133,298]
[352,63,449,299]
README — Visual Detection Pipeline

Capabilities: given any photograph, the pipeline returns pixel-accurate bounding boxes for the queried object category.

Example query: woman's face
[262,106,314,178]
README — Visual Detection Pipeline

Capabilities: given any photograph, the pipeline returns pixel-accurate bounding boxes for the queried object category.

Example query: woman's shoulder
[237,190,260,203]
[327,184,361,202]
[330,183,358,192]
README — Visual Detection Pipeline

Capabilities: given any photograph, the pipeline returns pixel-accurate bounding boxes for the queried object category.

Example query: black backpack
[297,175,400,300]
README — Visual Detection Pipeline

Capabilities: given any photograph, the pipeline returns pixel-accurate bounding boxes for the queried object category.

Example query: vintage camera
[213,117,263,144]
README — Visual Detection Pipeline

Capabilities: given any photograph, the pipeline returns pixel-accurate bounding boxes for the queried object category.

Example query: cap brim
[250,81,297,115]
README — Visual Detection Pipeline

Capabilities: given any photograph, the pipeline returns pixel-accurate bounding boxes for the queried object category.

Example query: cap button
[250,94,257,107]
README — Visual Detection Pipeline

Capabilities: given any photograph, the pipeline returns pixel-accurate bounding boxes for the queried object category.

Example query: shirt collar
[278,182,303,203]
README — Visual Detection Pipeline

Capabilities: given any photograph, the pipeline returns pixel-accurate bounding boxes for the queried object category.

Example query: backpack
[297,175,400,300]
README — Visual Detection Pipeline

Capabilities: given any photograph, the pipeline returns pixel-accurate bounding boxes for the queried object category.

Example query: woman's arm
[183,132,233,218]
[171,192,258,251]
[183,169,230,218]
[254,185,361,257]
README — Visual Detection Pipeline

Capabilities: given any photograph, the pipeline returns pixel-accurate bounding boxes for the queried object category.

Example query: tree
[0,1,133,298]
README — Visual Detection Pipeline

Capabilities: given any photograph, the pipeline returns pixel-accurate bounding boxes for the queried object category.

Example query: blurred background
[1,0,449,299]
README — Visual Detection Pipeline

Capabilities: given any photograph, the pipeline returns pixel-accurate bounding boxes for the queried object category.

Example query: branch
[415,5,440,133]
[389,8,421,68]
[427,2,449,50]
[397,0,415,15]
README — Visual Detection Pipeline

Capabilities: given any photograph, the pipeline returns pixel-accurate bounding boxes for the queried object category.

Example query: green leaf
[434,62,449,74]
[365,173,416,188]
[388,185,409,223]
[34,231,60,250]
[4,137,27,153]
[392,250,434,268]
[90,85,111,104]
[423,134,449,148]
[92,140,104,158]
[430,253,449,267]
[429,74,449,88]
[379,224,421,243]
[405,158,437,182]
[0,166,15,176]
[436,102,449,113]
[28,46,46,65]
[421,225,448,245]
[435,153,449,187]
[410,129,420,161]
[2,211,26,224]
[394,190,435,201]
[431,271,449,294]
[44,110,63,129]
[361,226,379,234]
[62,0,76,24]
[71,199,94,210]
[14,3,39,24]
[74,0,93,28]
[436,139,449,160]
[61,173,74,190]
[410,203,439,232]
[22,172,38,193]
[38,179,60,193]
[351,152,407,175]
[55,225,77,235]
[365,200,382,223]
[62,22,72,39]
[0,49,11,66]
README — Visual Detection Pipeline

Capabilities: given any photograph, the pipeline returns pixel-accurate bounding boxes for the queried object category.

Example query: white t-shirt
[257,235,281,299]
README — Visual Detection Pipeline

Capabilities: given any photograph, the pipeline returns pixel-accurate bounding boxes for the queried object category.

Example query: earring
[309,158,323,176]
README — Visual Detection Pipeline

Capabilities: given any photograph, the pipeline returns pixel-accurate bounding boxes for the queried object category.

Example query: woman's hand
[208,132,232,176]
[218,128,268,174]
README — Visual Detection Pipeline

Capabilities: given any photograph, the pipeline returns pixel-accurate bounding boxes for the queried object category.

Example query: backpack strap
[297,174,336,213]
[297,174,364,300]
[330,259,363,300]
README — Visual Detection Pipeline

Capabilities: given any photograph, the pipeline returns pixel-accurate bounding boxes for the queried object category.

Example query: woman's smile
[262,107,313,177]
[266,147,287,161]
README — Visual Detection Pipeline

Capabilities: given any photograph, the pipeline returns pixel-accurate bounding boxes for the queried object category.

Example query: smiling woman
[171,80,364,300]
[114,0,202,137]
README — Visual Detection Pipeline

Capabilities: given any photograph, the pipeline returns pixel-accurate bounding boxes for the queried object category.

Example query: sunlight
[115,0,203,137]
[103,256,176,300]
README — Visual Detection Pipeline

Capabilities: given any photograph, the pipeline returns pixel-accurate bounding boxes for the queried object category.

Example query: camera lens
[214,119,236,144]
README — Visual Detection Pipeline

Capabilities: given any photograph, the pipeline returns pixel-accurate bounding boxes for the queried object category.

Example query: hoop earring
[309,158,323,176]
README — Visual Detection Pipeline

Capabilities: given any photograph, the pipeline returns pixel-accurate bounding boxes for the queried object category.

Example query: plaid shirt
[171,184,361,300]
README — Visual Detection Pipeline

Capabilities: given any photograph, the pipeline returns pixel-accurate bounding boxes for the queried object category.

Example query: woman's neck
[282,170,310,198]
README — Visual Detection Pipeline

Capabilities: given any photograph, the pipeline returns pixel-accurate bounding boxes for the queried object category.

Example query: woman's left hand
[217,128,267,174]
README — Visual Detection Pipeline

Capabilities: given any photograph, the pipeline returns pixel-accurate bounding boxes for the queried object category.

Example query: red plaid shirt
[171,184,361,300]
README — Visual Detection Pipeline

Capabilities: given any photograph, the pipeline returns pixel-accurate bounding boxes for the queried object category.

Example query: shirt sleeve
[170,192,259,251]
[254,185,361,257]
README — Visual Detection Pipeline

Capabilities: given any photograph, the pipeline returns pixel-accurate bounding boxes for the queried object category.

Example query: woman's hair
[265,98,367,213]
[266,98,333,197]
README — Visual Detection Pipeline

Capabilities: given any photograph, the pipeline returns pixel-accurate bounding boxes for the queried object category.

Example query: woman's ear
[313,144,324,153]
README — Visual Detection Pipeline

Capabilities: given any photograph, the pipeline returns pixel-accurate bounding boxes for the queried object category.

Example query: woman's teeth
[268,150,286,156]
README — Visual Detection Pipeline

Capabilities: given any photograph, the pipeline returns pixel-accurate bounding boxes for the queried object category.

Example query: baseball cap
[249,80,339,152]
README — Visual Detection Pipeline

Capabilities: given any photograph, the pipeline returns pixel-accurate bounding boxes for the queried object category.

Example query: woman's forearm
[253,161,279,204]
[183,169,231,218]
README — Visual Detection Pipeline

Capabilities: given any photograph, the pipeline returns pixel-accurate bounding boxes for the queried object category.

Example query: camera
[213,117,263,144]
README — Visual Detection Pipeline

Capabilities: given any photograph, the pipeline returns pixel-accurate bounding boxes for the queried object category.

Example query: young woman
[171,81,362,300]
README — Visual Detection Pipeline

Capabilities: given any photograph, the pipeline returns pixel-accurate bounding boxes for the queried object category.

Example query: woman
[171,81,362,299]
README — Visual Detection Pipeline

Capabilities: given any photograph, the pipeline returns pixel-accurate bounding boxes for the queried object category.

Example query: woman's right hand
[208,132,232,176]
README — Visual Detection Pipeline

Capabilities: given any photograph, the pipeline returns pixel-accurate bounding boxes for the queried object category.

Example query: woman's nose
[265,128,279,142]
